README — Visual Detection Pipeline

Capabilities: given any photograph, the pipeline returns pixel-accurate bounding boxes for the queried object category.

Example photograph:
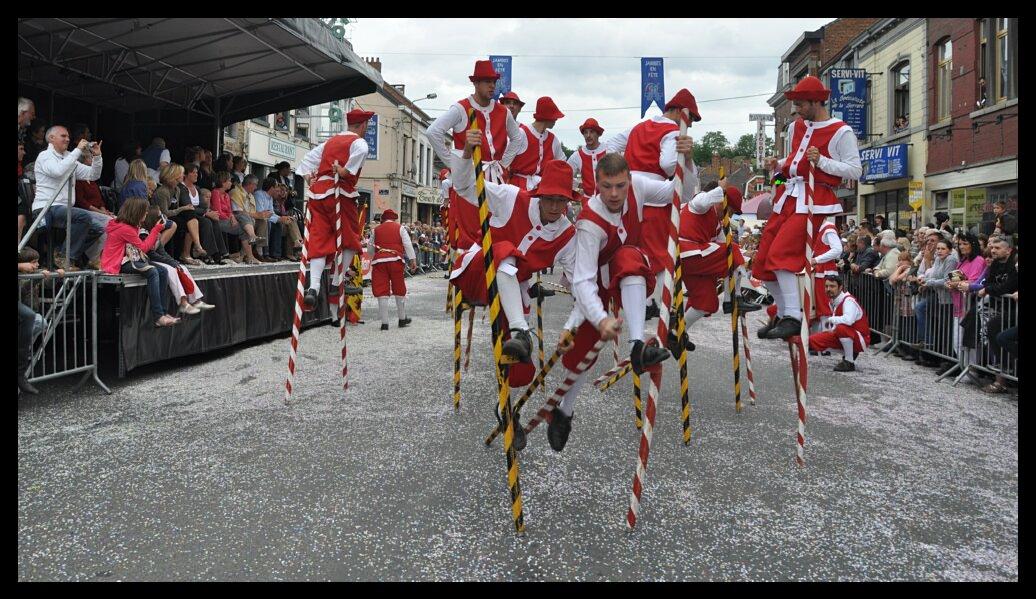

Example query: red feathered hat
[381,209,398,221]
[530,160,576,201]
[438,168,450,180]
[664,88,702,122]
[468,60,501,82]
[346,109,375,125]
[533,96,565,121]
[500,91,525,107]
[723,186,744,214]
[579,118,604,135]
[784,75,830,102]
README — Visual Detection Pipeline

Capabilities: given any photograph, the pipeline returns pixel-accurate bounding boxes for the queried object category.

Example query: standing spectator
[913,239,959,368]
[889,249,919,359]
[972,236,1018,393]
[120,158,155,212]
[228,174,265,265]
[153,164,206,265]
[18,97,35,144]
[30,126,106,270]
[18,246,59,395]
[210,171,258,263]
[850,235,880,274]
[99,197,180,327]
[947,233,987,370]
[873,214,886,231]
[141,137,171,184]
[271,161,299,210]
[871,237,901,278]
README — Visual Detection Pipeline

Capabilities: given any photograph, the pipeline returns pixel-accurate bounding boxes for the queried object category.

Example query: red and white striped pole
[284,199,315,405]
[740,316,758,406]
[523,338,607,434]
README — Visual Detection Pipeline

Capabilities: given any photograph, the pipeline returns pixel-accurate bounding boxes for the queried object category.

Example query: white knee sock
[763,280,784,318]
[378,297,389,325]
[309,257,326,291]
[649,272,665,314]
[684,306,706,329]
[558,368,590,416]
[775,270,802,320]
[839,337,855,362]
[497,261,529,331]
[395,296,406,320]
[620,276,647,343]
[332,250,357,286]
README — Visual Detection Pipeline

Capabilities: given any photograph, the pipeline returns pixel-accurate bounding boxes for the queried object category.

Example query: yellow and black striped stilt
[720,165,742,413]
[535,272,545,393]
[673,276,691,444]
[468,108,525,534]
[346,205,366,323]
[632,371,644,430]
[452,284,464,410]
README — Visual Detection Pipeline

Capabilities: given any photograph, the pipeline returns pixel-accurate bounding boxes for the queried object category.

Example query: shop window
[936,39,952,121]
[891,61,910,133]
[252,115,270,127]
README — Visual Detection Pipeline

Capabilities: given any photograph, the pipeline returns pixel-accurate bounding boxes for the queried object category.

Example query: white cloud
[351,18,833,152]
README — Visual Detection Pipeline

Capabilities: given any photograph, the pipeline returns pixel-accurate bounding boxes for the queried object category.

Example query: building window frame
[935,38,953,122]
[978,18,1016,105]
[889,60,911,134]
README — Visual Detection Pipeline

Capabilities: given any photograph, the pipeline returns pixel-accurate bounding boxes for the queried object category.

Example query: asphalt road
[18,271,1018,581]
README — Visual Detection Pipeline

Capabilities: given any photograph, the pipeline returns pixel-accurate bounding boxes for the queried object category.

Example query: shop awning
[18,17,383,125]
[742,192,773,219]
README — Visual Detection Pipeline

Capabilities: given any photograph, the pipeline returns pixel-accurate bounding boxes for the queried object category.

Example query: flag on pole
[641,58,665,117]
[490,55,512,99]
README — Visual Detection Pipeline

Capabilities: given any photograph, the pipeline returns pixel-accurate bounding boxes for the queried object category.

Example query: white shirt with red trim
[426,97,525,168]
[772,117,861,214]
[296,132,368,178]
[567,144,607,193]
[367,221,416,265]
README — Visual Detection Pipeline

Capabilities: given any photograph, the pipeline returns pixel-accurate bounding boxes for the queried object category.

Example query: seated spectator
[271,182,303,261]
[120,158,155,212]
[154,163,207,266]
[18,142,31,244]
[228,174,267,265]
[99,197,180,327]
[253,178,281,262]
[211,171,258,263]
[141,137,171,184]
[17,246,61,395]
[197,149,216,191]
[140,208,215,315]
[113,141,141,193]
[913,239,959,368]
[30,126,106,270]
[231,156,247,185]
[271,161,299,210]
[196,187,229,263]
[181,163,225,264]
[23,120,47,166]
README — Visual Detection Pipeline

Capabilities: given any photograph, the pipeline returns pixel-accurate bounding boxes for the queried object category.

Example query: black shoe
[757,318,777,339]
[303,288,318,312]
[723,298,763,314]
[342,284,363,296]
[443,272,450,279]
[17,374,38,395]
[380,323,389,331]
[547,410,573,452]
[645,301,660,321]
[398,318,411,328]
[502,329,533,362]
[809,350,819,356]
[631,339,670,375]
[527,282,555,299]
[833,360,856,372]
[667,330,695,356]
[764,316,803,340]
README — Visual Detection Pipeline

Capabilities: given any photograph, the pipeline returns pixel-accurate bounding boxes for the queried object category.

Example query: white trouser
[154,262,203,303]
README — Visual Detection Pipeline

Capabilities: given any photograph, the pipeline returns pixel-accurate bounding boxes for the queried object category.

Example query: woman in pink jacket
[100,197,181,327]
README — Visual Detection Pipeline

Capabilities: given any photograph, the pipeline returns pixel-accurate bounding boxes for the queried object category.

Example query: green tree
[733,134,756,158]
[694,130,731,165]
[560,142,574,159]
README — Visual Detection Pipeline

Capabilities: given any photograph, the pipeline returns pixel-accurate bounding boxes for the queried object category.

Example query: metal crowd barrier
[19,270,110,394]
[954,292,1018,386]
[842,270,959,379]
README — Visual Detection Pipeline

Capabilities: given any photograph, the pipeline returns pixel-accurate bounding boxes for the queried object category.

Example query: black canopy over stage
[18,17,382,166]
[97,263,337,377]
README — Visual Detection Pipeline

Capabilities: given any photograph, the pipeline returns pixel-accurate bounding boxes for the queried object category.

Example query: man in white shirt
[31,126,106,269]
[425,60,525,184]
[807,274,869,372]
[567,118,607,203]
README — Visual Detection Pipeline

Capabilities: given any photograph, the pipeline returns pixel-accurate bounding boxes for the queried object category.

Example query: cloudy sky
[349,18,833,152]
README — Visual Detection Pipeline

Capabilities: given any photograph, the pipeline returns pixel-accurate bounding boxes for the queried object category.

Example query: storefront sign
[908,180,924,211]
[416,187,440,205]
[829,68,868,139]
[965,187,987,226]
[268,137,296,160]
[402,182,417,197]
[860,143,908,183]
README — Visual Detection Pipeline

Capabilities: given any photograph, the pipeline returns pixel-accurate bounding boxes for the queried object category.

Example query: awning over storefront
[18,17,383,126]
[742,192,773,219]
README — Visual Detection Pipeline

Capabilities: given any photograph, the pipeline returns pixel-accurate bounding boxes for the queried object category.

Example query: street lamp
[413,93,437,103]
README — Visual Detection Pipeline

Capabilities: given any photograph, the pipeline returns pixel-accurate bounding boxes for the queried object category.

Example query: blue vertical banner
[829,68,868,139]
[489,55,512,99]
[365,114,379,160]
[641,57,665,117]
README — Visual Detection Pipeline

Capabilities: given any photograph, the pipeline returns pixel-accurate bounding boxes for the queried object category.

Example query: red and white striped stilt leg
[740,316,758,406]
[333,192,349,394]
[627,366,661,529]
[284,201,315,405]
[523,339,607,433]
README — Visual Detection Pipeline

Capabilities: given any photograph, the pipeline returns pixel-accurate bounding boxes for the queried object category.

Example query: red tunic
[576,146,604,197]
[447,186,482,250]
[305,132,364,258]
[775,118,852,214]
[624,119,678,179]
[372,221,405,263]
[452,98,510,162]
[510,124,558,181]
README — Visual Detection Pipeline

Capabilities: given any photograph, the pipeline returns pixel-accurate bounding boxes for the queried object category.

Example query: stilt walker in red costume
[753,76,862,340]
[509,96,565,191]
[368,209,417,330]
[448,130,579,450]
[295,108,375,310]
[567,118,607,207]
[808,274,869,372]
[607,89,702,322]
[426,60,524,185]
